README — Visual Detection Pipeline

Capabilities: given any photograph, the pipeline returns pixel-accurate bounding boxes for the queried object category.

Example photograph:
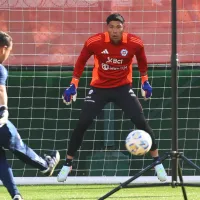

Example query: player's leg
[57,87,108,182]
[114,85,167,182]
[129,105,167,182]
[0,147,23,199]
[2,121,60,176]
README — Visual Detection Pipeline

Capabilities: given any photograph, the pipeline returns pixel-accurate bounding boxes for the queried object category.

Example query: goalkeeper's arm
[62,43,92,105]
[135,43,152,100]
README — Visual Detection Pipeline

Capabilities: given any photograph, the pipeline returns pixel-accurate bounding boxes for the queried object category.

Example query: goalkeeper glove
[141,75,152,100]
[0,105,9,127]
[62,78,79,105]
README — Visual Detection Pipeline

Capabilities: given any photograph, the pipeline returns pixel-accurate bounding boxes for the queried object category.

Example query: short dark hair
[106,13,125,24]
[0,31,12,47]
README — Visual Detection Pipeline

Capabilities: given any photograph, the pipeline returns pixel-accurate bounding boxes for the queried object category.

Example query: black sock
[65,158,73,166]
[153,156,160,162]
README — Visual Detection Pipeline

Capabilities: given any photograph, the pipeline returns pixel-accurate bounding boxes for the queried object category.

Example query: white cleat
[57,165,72,182]
[155,163,167,182]
[42,151,60,176]
[13,194,24,200]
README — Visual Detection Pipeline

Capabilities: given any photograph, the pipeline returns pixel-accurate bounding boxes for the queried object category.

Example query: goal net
[0,0,200,185]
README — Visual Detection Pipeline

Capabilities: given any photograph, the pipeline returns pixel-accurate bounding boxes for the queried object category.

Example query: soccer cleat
[41,150,60,176]
[155,163,167,182]
[13,194,24,200]
[57,165,72,182]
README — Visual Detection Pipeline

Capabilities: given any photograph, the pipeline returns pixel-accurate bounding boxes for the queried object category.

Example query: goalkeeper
[0,31,60,200]
[57,13,167,182]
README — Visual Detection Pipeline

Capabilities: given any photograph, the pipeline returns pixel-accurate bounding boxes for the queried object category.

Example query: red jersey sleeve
[129,34,147,75]
[73,42,93,79]
[135,45,148,75]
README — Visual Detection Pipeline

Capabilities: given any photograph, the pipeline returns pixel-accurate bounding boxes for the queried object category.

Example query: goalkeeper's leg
[57,88,107,182]
[115,86,167,182]
[131,113,167,182]
[2,120,60,176]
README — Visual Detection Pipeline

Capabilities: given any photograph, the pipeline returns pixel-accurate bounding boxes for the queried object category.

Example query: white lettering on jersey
[102,63,110,70]
[106,57,123,64]
[101,63,127,71]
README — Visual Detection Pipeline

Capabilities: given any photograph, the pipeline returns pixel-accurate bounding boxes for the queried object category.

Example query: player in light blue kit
[0,31,60,200]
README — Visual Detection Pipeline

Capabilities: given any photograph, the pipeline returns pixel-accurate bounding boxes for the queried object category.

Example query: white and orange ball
[125,130,152,156]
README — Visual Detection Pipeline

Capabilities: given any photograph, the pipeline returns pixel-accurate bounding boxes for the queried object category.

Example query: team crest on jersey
[121,49,128,56]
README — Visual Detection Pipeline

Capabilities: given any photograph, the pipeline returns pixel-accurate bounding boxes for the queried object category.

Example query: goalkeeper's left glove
[62,78,79,105]
[0,105,9,127]
[141,75,152,100]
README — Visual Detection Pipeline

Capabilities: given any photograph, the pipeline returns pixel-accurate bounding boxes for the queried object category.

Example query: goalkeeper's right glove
[0,105,9,127]
[62,78,79,105]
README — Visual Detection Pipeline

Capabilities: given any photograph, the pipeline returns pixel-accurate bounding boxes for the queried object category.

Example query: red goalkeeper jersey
[73,32,147,88]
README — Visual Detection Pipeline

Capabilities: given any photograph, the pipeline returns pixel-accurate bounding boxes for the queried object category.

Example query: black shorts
[80,84,143,120]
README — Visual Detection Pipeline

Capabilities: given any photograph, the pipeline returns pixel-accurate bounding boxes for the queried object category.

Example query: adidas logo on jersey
[101,49,109,54]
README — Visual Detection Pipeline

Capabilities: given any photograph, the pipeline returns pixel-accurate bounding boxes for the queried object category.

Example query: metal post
[171,0,178,185]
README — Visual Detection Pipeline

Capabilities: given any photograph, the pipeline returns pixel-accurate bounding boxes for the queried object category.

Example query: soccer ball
[125,130,152,156]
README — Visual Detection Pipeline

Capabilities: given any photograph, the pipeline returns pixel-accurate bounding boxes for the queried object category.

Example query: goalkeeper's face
[107,21,124,44]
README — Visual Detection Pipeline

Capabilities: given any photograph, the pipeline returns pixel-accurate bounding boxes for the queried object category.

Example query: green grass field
[0,185,200,200]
